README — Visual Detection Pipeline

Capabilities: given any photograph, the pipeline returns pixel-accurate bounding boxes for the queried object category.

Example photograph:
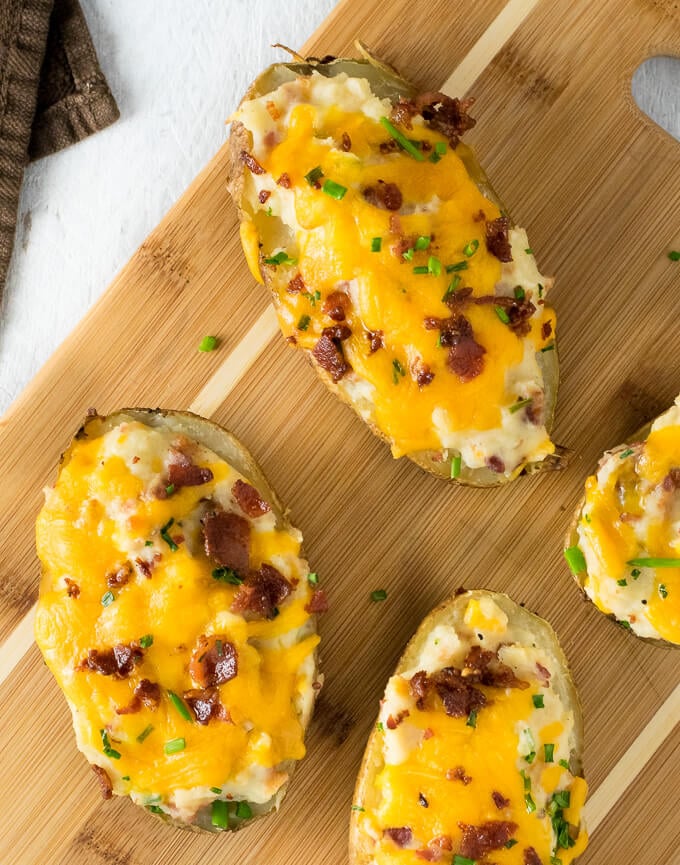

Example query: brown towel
[0,0,118,296]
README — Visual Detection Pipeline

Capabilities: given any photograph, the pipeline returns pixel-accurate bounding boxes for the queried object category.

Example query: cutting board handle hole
[632,56,680,142]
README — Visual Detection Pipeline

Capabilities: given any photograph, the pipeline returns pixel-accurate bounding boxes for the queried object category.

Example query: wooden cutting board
[1,0,679,862]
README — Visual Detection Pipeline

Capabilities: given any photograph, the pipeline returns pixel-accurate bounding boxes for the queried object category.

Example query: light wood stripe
[0,605,35,688]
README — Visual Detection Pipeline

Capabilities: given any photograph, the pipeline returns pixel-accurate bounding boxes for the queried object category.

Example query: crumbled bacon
[240,150,265,175]
[92,765,113,800]
[367,330,384,353]
[258,189,271,204]
[380,138,400,154]
[341,132,352,151]
[473,209,486,222]
[386,709,410,729]
[461,646,529,690]
[410,668,486,718]
[287,273,305,294]
[276,173,291,188]
[525,391,544,426]
[475,294,536,337]
[391,98,416,129]
[384,828,412,848]
[312,334,350,382]
[167,449,214,489]
[305,589,329,614]
[416,836,452,861]
[414,361,435,387]
[542,320,553,340]
[536,662,551,685]
[65,578,80,598]
[486,456,506,474]
[524,847,543,865]
[389,214,403,235]
[232,479,271,519]
[322,290,350,321]
[106,563,133,589]
[321,324,352,342]
[447,766,472,785]
[265,100,280,121]
[423,727,434,740]
[189,635,238,689]
[135,557,155,579]
[457,821,518,859]
[231,563,292,619]
[116,678,161,715]
[362,181,403,211]
[492,791,510,809]
[414,92,476,147]
[445,316,485,382]
[485,216,513,262]
[78,643,144,678]
[202,510,250,574]
[662,468,680,491]
[183,687,228,725]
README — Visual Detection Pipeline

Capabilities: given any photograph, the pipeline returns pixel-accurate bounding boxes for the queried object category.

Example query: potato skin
[348,589,585,864]
[49,408,320,832]
[226,52,561,487]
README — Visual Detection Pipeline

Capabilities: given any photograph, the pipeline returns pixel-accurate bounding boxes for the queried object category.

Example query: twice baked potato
[565,396,680,646]
[35,409,325,831]
[227,48,560,485]
[350,590,588,864]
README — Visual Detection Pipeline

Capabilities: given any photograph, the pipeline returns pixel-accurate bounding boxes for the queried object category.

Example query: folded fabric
[0,0,118,300]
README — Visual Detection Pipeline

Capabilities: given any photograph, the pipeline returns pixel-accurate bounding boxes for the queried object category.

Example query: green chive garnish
[371,237,382,252]
[198,335,218,352]
[541,343,555,352]
[235,801,252,820]
[617,578,628,587]
[463,239,479,257]
[564,545,586,574]
[446,261,468,274]
[297,314,311,331]
[412,265,429,274]
[101,591,115,607]
[164,737,186,755]
[627,557,680,567]
[619,448,634,459]
[428,255,442,276]
[122,775,130,781]
[453,857,476,865]
[466,709,477,728]
[160,518,178,551]
[435,142,447,156]
[264,251,297,266]
[402,247,415,261]
[659,584,669,599]
[415,235,431,250]
[139,634,153,648]
[532,694,544,708]
[495,306,510,324]
[144,539,153,546]
[392,359,405,384]
[620,620,632,629]
[553,790,570,808]
[514,286,525,300]
[377,721,385,732]
[168,691,192,722]
[322,178,347,200]
[148,804,164,814]
[308,572,319,586]
[450,454,462,479]
[100,729,121,760]
[525,247,534,254]
[304,166,324,186]
[371,589,387,602]
[559,759,570,770]
[210,786,222,795]
[551,857,564,865]
[137,725,154,744]
[525,792,536,813]
[442,275,461,303]
[668,251,680,261]
[351,805,365,812]
[521,770,531,791]
[506,839,518,849]
[509,397,532,414]
[212,566,243,585]
[544,743,555,762]
[165,484,175,496]
[211,799,229,828]
[631,568,641,579]
[525,751,536,764]
[379,116,425,161]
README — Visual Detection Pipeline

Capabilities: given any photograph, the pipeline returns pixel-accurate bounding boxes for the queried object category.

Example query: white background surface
[0,3,677,416]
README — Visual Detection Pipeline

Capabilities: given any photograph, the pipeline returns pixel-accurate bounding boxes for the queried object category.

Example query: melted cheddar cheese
[575,398,680,643]
[233,72,556,475]
[35,418,319,827]
[354,598,587,864]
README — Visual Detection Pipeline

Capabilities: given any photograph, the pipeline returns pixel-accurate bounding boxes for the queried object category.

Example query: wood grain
[0,0,679,863]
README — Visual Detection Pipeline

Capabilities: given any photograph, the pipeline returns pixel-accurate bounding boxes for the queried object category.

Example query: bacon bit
[410,668,486,718]
[380,138,401,153]
[389,214,403,235]
[363,181,403,211]
[475,294,537,338]
[116,678,161,715]
[447,766,472,785]
[232,479,271,518]
[525,391,544,426]
[662,468,680,491]
[445,315,486,382]
[414,92,476,147]
[287,335,297,345]
[485,216,513,262]
[65,578,80,598]
[202,510,250,574]
[276,173,291,188]
[536,662,551,685]
[312,334,350,382]
[414,361,435,387]
[287,273,306,294]
[240,150,265,175]
[189,635,238,689]
[384,828,412,848]
[258,189,271,204]
[367,329,384,353]
[78,643,144,678]
[91,765,113,800]
[524,847,543,865]
[486,456,506,474]
[462,645,528,689]
[321,323,352,342]
[391,235,415,258]
[183,687,228,725]
[341,132,352,151]
[135,557,154,579]
[305,589,329,614]
[458,821,518,859]
[386,709,410,730]
[473,209,486,222]
[542,320,553,340]
[106,563,133,589]
[416,836,453,861]
[322,290,350,321]
[492,791,510,809]
[132,455,140,464]
[391,98,416,129]
[231,563,292,619]
[423,727,435,740]
[265,100,280,121]
[167,449,214,489]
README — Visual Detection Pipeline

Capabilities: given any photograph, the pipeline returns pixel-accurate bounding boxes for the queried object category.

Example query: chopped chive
[101,591,115,607]
[538,283,544,298]
[525,751,536,764]
[559,759,570,770]
[429,150,442,163]
[144,539,153,546]
[168,691,193,722]
[564,545,586,574]
[265,206,273,216]
[463,239,479,257]
[351,805,365,812]
[392,359,406,384]
[216,639,224,657]
[235,801,252,820]
[520,769,531,791]
[148,804,164,814]
[436,333,442,348]
[263,251,297,266]
[165,484,175,496]
[620,620,632,629]
[553,790,570,808]
[544,743,555,762]
[415,235,431,250]
[160,518,178,552]
[428,255,442,276]
[322,178,347,200]
[412,265,429,274]
[442,275,462,302]
[402,247,415,261]
[495,306,510,325]
[466,709,477,728]
[506,839,518,849]
[619,448,634,459]
[668,251,680,261]
[435,141,447,155]
[551,858,564,865]
[659,583,669,599]
[304,166,324,186]
[307,572,319,586]
[198,335,218,352]
[371,237,382,252]
[377,721,385,732]
[379,116,425,161]
[525,247,534,254]
[297,314,311,331]
[617,578,628,587]
[100,729,121,760]
[514,286,525,300]
[122,775,130,781]
[446,261,468,273]
[631,568,641,579]
[627,557,680,567]
[524,793,536,813]
[137,724,154,744]
[453,857,476,865]
[164,737,186,755]
[532,694,544,709]
[541,343,555,352]
[450,454,462,479]
[210,786,222,794]
[211,799,229,828]
[509,397,533,414]
[371,589,388,602]
[212,566,243,585]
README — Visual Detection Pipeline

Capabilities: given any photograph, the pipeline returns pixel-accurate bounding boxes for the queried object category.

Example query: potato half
[227,47,561,486]
[350,590,587,864]
[565,397,680,647]
[35,409,324,831]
